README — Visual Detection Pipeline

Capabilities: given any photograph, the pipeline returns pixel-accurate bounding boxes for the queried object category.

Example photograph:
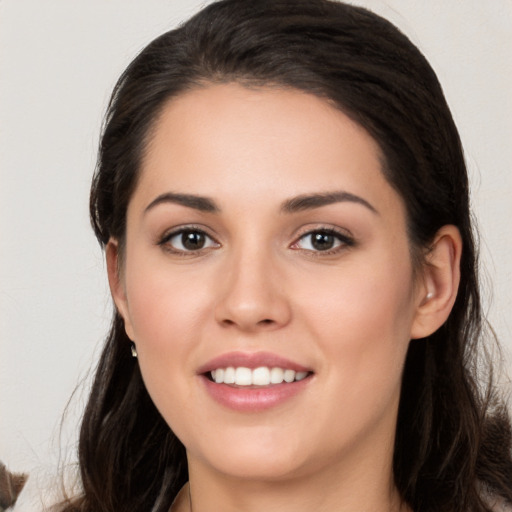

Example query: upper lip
[197,351,312,374]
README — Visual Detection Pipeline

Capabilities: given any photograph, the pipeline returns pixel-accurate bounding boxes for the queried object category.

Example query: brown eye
[294,229,354,253]
[161,228,219,253]
[310,232,336,251]
[181,231,206,250]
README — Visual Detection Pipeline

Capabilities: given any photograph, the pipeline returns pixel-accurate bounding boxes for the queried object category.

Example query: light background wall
[1,0,511,480]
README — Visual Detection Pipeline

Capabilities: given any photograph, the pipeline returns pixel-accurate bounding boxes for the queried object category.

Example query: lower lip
[201,375,312,412]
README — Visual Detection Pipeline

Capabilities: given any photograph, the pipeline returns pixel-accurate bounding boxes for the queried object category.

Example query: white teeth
[209,366,310,386]
[235,367,252,386]
[270,367,284,384]
[223,366,235,384]
[214,368,224,384]
[283,369,296,383]
[252,367,270,386]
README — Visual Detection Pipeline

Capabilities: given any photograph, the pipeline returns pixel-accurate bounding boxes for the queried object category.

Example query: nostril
[220,317,277,329]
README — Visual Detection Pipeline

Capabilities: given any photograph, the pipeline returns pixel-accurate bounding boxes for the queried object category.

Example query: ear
[106,239,135,341]
[410,225,462,339]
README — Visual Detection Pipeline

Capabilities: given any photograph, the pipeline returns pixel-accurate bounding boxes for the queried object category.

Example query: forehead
[134,83,403,218]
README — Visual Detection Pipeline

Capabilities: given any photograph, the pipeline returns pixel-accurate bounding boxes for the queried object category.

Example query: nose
[214,248,292,332]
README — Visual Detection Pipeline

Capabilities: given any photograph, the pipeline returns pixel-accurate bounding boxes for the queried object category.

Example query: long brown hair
[61,1,512,510]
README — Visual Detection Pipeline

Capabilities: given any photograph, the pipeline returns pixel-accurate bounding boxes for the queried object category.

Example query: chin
[209,454,307,482]
[186,428,311,481]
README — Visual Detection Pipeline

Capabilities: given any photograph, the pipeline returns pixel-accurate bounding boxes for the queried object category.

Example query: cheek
[299,246,416,389]
[122,255,211,424]
[121,250,216,410]
[124,253,211,347]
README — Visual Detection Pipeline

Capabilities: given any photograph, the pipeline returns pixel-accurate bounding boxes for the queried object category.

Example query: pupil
[312,232,334,251]
[182,231,205,250]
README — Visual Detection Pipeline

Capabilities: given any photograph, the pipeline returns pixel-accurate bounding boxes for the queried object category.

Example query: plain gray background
[1,0,511,482]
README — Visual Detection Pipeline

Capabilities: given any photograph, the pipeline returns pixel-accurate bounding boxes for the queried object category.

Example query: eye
[292,229,354,253]
[159,228,219,253]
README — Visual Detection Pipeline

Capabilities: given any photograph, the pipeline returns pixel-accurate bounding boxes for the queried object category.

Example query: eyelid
[156,223,354,256]
[157,224,220,254]
[290,225,355,254]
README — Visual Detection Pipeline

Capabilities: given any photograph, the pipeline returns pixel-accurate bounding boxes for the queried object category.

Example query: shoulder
[490,499,512,512]
[481,489,512,512]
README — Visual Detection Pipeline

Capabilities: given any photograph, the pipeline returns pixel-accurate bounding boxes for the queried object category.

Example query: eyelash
[157,226,355,256]
[158,226,220,256]
[291,227,355,256]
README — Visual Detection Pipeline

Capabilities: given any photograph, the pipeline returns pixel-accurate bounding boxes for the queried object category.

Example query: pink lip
[197,351,311,374]
[197,351,313,412]
[201,376,311,412]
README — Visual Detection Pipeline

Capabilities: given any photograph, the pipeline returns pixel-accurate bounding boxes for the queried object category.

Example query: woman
[57,0,512,511]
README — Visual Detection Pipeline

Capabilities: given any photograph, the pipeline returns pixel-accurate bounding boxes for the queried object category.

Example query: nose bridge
[214,238,291,331]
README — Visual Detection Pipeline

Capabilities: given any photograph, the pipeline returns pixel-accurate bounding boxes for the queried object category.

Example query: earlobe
[410,225,462,339]
[106,239,135,341]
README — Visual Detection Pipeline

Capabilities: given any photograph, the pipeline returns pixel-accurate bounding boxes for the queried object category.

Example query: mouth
[198,352,314,411]
[207,366,312,387]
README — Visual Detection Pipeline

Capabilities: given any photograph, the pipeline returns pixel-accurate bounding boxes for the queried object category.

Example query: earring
[426,291,434,301]
[130,342,138,358]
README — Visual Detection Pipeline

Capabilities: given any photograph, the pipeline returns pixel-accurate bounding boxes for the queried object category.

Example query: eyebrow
[281,191,378,215]
[144,192,220,214]
[144,190,378,216]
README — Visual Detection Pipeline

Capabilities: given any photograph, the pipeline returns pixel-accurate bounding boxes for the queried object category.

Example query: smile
[210,367,310,386]
[199,352,314,411]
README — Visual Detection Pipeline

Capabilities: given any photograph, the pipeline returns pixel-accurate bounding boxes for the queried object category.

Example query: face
[110,83,428,483]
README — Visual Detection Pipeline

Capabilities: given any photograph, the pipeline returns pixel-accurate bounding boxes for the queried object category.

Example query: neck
[181,477,406,512]
[176,438,409,512]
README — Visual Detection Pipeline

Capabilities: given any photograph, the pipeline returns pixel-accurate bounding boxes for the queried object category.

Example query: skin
[108,83,461,512]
